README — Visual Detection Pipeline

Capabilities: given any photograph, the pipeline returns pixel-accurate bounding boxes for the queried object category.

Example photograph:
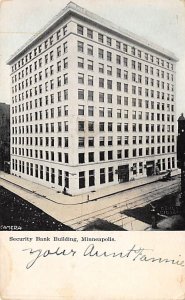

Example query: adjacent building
[177,113,185,166]
[7,2,178,195]
[0,103,10,171]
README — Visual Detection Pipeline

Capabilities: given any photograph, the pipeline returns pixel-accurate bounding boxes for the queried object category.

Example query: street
[0,185,73,231]
[0,173,181,230]
[65,177,180,230]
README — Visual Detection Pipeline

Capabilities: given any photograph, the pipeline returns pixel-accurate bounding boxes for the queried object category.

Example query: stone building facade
[7,2,178,195]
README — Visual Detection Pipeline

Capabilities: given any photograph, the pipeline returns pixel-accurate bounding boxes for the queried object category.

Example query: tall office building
[7,2,178,195]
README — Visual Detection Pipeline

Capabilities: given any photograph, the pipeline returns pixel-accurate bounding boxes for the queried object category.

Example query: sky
[0,0,185,117]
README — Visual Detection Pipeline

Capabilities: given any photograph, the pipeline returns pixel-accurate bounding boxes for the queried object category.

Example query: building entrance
[118,164,129,183]
[146,161,155,176]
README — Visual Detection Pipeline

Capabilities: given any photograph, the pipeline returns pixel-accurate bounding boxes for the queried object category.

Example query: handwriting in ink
[22,247,76,269]
[22,244,184,269]
[84,244,184,267]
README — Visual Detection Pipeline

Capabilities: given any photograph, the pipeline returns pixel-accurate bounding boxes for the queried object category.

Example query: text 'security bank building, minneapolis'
[7,2,178,196]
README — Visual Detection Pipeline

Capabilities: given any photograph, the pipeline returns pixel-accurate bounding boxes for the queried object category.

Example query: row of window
[11,158,112,188]
[12,52,174,90]
[12,144,175,164]
[12,90,68,105]
[12,106,175,123]
[77,55,174,77]
[12,59,68,88]
[12,92,174,116]
[12,118,175,136]
[11,20,175,75]
[77,40,174,77]
[12,134,175,148]
[11,25,68,72]
[12,85,175,107]
[77,69,174,85]
[12,160,68,186]
[12,81,174,104]
[12,46,68,82]
[77,135,175,147]
[77,105,175,121]
[12,73,68,95]
[11,156,176,189]
[76,24,174,70]
[12,120,175,135]
[77,122,175,133]
[12,62,175,96]
[77,83,174,98]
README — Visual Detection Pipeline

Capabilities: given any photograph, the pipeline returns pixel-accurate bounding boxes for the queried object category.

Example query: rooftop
[7,1,178,65]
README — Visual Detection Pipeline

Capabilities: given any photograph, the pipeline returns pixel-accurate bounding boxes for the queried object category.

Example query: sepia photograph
[1,0,185,232]
[0,1,185,299]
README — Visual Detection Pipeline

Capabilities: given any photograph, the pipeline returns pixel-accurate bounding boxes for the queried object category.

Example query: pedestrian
[150,204,158,229]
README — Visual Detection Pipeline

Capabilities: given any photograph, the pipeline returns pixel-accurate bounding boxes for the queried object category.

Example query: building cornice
[7,1,178,65]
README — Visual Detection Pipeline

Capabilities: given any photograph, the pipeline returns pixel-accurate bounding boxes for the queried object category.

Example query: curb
[0,173,180,206]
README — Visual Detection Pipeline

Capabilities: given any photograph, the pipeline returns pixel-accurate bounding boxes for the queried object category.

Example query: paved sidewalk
[0,169,180,205]
[0,170,180,230]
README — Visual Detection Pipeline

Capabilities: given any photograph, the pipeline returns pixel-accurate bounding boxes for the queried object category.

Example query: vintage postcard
[0,0,185,299]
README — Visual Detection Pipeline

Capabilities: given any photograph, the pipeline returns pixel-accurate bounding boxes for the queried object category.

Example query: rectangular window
[116,55,121,64]
[117,68,121,78]
[88,75,93,86]
[108,150,113,160]
[124,84,128,93]
[64,89,68,100]
[99,137,105,146]
[63,25,67,36]
[123,57,128,67]
[117,136,122,145]
[77,24,83,35]
[79,153,85,164]
[99,63,104,73]
[99,78,104,88]
[87,44,93,55]
[78,89,84,99]
[88,60,93,70]
[78,137,85,147]
[107,80,112,89]
[98,48,104,59]
[64,171,69,188]
[78,41,84,52]
[88,152,94,162]
[78,121,84,131]
[78,57,84,68]
[88,121,94,131]
[79,171,85,189]
[107,65,112,75]
[88,90,94,101]
[108,136,113,146]
[100,168,105,184]
[63,58,68,69]
[63,74,68,84]
[58,170,62,186]
[89,170,95,186]
[87,28,93,39]
[88,137,94,147]
[98,33,104,43]
[78,105,84,115]
[116,41,121,49]
[88,106,94,116]
[107,51,112,61]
